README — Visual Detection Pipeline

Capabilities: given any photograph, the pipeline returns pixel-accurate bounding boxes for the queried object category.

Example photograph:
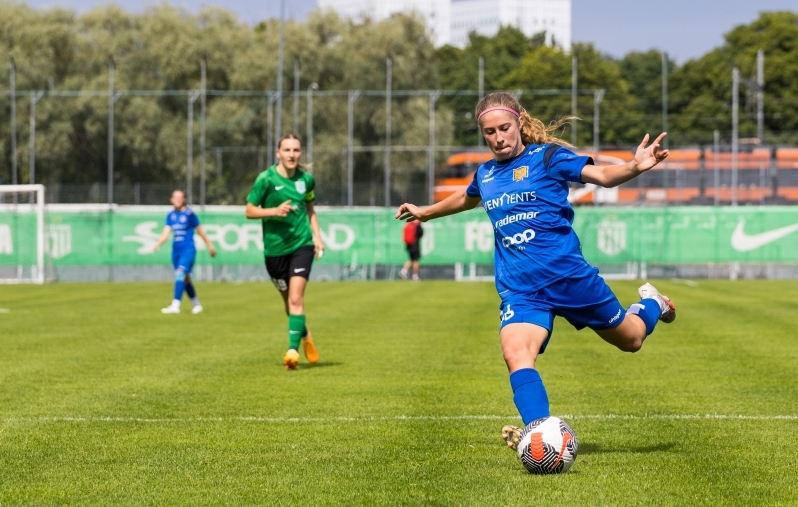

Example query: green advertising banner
[2,206,798,267]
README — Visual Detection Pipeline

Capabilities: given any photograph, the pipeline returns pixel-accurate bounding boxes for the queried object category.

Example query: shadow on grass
[298,361,344,369]
[579,442,675,455]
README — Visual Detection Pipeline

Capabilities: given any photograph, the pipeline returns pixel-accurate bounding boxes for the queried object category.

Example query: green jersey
[246,165,316,257]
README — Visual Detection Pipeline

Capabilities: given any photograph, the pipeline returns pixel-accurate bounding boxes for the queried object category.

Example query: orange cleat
[283,349,300,370]
[302,331,319,364]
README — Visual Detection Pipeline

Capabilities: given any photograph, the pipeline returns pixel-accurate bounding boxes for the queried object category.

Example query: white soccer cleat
[161,305,180,314]
[191,304,203,315]
[637,283,676,323]
[398,269,409,280]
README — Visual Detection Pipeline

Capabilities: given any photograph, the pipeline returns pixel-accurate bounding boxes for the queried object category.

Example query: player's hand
[273,200,295,218]
[208,245,217,258]
[152,243,160,253]
[634,132,670,172]
[314,241,325,261]
[395,203,427,222]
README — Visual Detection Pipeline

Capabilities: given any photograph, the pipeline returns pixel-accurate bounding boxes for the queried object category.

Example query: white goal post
[0,185,46,284]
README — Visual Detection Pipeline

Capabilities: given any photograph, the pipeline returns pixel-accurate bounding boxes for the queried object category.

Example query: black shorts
[265,245,315,292]
[406,243,421,261]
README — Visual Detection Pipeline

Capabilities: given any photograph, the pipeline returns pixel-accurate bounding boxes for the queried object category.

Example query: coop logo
[0,224,12,255]
[46,225,72,259]
[502,228,536,248]
[483,192,536,211]
[597,219,627,256]
[123,221,357,254]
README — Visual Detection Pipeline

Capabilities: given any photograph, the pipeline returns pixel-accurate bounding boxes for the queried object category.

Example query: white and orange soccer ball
[517,416,579,474]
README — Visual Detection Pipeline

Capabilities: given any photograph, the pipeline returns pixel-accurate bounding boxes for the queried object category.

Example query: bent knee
[174,269,186,281]
[287,294,304,308]
[617,339,643,353]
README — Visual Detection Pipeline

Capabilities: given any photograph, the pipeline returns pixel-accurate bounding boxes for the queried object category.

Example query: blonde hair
[475,92,576,148]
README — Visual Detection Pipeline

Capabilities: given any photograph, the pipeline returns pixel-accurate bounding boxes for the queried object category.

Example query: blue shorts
[498,266,625,353]
[171,249,196,274]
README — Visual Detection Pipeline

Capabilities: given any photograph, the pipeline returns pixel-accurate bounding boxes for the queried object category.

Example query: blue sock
[626,298,661,335]
[509,368,550,425]
[173,271,186,301]
[185,282,196,299]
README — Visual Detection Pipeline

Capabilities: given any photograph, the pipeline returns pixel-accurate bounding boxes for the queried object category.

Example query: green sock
[288,314,306,350]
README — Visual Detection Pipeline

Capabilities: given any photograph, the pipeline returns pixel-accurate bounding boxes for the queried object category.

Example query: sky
[23,0,798,62]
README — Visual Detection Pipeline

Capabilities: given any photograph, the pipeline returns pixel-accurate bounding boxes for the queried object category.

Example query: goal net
[0,185,46,284]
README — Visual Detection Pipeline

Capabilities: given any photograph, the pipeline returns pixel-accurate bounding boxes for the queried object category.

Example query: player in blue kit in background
[153,189,217,314]
[396,92,676,450]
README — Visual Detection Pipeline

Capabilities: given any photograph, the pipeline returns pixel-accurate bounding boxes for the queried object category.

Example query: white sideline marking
[2,414,798,424]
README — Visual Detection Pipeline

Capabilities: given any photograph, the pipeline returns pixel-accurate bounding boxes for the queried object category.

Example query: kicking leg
[501,322,551,449]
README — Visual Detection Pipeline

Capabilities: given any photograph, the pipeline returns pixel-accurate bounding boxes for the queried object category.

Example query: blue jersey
[165,208,200,252]
[466,144,593,294]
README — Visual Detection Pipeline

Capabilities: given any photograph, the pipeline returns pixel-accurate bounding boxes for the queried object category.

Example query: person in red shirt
[399,221,423,281]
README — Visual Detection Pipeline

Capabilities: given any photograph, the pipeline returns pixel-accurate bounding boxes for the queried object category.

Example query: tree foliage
[0,3,796,203]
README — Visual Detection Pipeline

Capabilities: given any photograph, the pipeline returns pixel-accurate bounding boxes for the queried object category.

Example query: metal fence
[2,86,797,207]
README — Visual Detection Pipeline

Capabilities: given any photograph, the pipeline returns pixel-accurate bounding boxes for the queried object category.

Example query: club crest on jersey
[513,166,529,182]
[295,181,306,194]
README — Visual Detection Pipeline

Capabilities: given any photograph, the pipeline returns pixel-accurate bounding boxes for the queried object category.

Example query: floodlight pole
[10,57,17,189]
[306,82,318,167]
[107,60,123,205]
[429,90,442,205]
[593,89,605,163]
[347,90,361,208]
[732,67,739,206]
[478,56,484,147]
[187,90,201,206]
[29,90,44,185]
[571,55,577,146]
[712,130,720,206]
[275,0,285,138]
[385,58,392,207]
[757,49,764,144]
[293,59,300,135]
[200,58,206,209]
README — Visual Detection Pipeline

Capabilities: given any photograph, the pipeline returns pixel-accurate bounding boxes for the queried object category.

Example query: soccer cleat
[398,269,409,280]
[283,349,300,370]
[301,331,319,364]
[161,304,180,314]
[411,275,420,282]
[191,304,203,315]
[501,425,522,451]
[637,283,676,323]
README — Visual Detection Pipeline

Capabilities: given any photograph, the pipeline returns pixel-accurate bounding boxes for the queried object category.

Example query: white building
[317,0,570,50]
[318,0,451,47]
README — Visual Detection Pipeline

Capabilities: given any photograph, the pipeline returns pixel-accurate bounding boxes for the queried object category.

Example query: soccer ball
[517,416,579,474]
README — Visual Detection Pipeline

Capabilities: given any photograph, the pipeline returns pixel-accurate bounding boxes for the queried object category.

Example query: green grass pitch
[1,280,797,505]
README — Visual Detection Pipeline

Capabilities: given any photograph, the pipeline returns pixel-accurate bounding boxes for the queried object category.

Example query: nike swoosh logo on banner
[731,219,798,252]
[275,186,284,191]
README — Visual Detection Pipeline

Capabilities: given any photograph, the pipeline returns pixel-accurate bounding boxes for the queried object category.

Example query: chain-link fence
[2,88,798,207]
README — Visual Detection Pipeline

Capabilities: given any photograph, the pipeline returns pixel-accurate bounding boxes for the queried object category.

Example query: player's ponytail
[476,92,576,149]
[276,134,313,171]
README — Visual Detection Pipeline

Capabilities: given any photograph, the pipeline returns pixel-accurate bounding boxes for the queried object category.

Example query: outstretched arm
[153,226,172,252]
[580,133,670,188]
[395,187,481,222]
[195,226,217,257]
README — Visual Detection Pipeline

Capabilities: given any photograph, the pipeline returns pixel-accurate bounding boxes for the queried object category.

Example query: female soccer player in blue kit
[395,92,676,448]
[154,189,217,314]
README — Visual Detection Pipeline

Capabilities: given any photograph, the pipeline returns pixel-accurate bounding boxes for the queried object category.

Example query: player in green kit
[245,134,325,370]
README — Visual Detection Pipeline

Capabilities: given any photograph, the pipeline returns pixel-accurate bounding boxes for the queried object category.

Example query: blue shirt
[165,208,200,252]
[466,144,593,294]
